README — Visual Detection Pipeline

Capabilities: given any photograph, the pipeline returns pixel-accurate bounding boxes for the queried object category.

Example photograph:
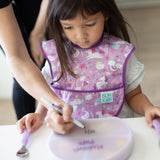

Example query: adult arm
[29,0,49,68]
[0,4,61,104]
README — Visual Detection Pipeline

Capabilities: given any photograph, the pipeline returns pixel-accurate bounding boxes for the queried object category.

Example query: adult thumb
[62,104,73,122]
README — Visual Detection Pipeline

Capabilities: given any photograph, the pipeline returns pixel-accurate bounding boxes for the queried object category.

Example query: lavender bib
[41,34,135,120]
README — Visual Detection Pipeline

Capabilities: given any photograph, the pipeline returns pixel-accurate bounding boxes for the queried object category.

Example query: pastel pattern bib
[41,34,135,120]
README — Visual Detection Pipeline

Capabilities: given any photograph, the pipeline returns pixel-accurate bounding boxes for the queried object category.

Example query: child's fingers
[16,117,26,134]
[145,107,160,127]
[25,114,35,132]
[154,107,160,117]
[30,117,43,131]
[31,123,40,131]
[24,113,43,132]
[145,116,152,127]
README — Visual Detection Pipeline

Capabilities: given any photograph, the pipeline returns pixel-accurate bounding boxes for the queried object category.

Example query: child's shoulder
[103,34,131,46]
[102,34,135,53]
[41,39,57,51]
[41,39,56,46]
[41,39,57,55]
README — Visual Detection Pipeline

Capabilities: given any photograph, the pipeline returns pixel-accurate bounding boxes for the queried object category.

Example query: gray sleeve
[41,61,52,86]
[125,54,145,94]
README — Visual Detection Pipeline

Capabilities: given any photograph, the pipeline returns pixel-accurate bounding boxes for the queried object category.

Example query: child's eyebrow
[60,22,71,26]
[60,17,98,25]
[85,17,97,23]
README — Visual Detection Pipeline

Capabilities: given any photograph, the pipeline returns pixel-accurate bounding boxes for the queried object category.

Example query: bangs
[53,0,102,20]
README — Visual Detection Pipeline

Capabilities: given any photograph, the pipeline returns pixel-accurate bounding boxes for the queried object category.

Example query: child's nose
[76,29,87,41]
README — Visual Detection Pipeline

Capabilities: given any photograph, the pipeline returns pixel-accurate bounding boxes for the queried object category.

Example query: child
[17,0,160,135]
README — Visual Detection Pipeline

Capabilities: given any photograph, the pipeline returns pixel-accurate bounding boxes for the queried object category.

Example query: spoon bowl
[16,128,31,157]
[16,146,29,157]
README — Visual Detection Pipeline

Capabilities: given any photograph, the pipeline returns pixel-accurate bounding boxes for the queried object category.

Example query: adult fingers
[62,104,73,122]
[45,109,65,125]
[45,109,74,134]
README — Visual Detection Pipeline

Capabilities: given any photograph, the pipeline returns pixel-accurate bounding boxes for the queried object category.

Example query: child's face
[60,12,107,49]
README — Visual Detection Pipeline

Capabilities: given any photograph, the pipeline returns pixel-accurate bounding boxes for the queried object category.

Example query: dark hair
[45,0,131,81]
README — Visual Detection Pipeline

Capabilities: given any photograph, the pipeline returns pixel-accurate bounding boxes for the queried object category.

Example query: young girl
[17,0,160,134]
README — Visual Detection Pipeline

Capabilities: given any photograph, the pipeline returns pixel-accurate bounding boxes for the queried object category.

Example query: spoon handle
[21,128,31,146]
[152,119,160,136]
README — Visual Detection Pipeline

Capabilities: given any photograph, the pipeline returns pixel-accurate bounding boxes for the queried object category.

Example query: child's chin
[78,43,91,49]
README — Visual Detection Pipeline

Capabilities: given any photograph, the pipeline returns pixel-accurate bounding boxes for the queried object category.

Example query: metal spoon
[16,128,31,157]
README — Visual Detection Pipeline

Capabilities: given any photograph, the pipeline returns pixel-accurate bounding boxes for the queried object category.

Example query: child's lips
[78,41,89,47]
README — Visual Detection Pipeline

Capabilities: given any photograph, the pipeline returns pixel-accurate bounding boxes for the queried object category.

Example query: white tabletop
[0,117,160,160]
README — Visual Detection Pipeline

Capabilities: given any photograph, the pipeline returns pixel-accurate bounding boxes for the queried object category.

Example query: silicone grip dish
[48,117,134,160]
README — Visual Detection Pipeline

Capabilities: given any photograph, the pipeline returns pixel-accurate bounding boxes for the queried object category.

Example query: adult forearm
[30,0,49,37]
[7,53,56,101]
[35,103,48,120]
[0,4,61,104]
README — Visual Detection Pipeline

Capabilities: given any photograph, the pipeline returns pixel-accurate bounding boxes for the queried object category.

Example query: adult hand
[45,102,74,134]
[29,31,45,69]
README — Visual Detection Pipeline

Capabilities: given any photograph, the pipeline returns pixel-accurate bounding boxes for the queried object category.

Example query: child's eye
[64,26,72,30]
[85,23,96,27]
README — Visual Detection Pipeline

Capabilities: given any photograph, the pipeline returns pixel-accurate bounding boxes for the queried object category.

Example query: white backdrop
[116,0,160,8]
[0,49,13,99]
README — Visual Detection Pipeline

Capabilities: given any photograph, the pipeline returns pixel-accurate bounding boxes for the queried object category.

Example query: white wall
[116,0,160,8]
[0,48,13,99]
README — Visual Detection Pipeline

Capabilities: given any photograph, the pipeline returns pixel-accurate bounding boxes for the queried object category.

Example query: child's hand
[45,102,74,134]
[145,106,160,127]
[17,113,44,134]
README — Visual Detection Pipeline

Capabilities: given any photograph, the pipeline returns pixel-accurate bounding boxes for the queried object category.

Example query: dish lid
[48,117,133,160]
